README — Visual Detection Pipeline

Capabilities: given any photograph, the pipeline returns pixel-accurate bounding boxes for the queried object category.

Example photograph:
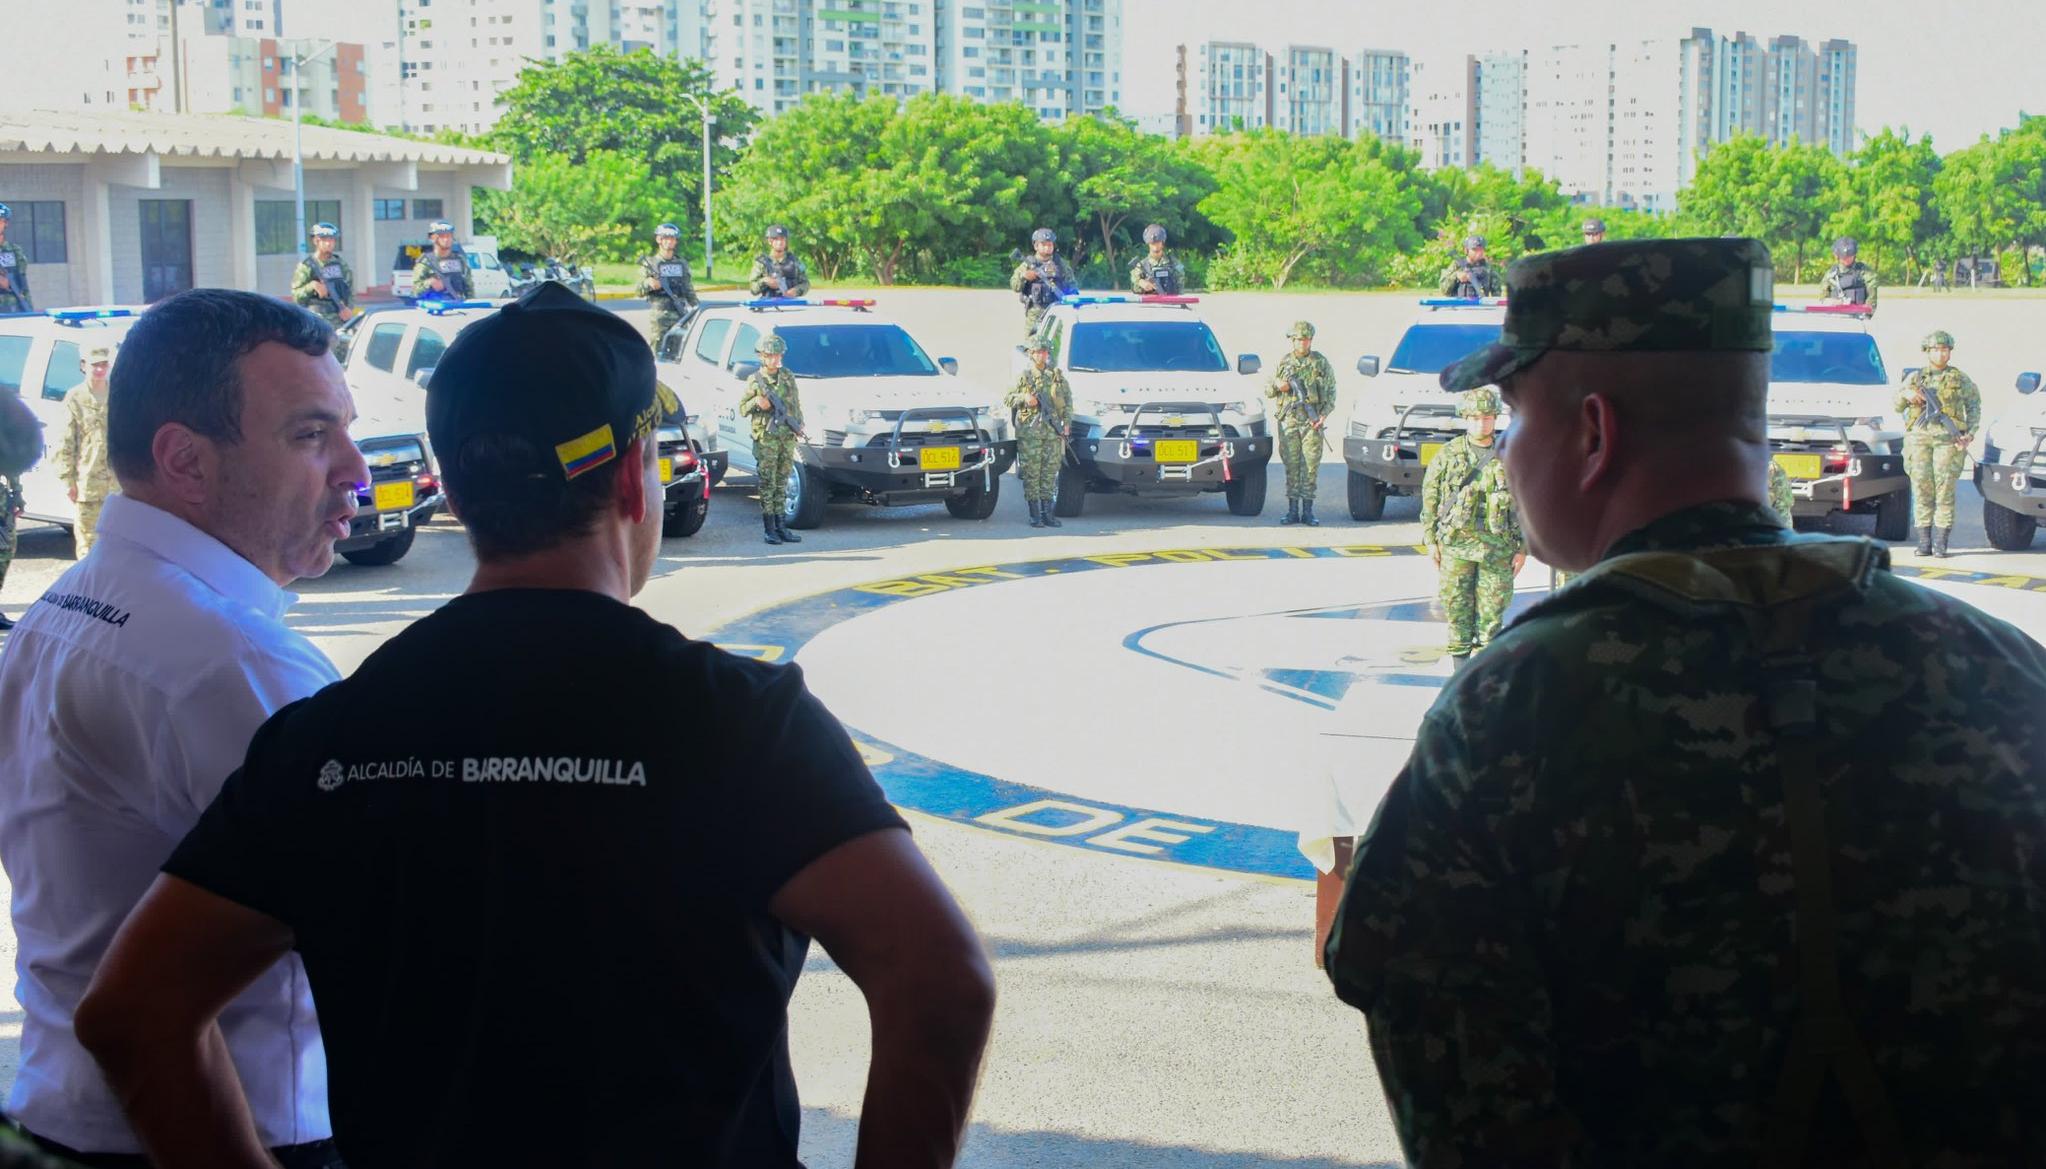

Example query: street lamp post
[679,92,714,280]
[290,41,339,262]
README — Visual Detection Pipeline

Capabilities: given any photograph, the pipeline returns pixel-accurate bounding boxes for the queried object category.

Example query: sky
[1121,0,2046,151]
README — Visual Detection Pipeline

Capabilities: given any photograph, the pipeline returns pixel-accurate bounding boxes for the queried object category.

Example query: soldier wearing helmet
[1819,237,1879,310]
[1129,223,1186,296]
[1417,384,1524,666]
[1439,234,1503,298]
[0,203,33,313]
[413,220,471,301]
[749,224,810,299]
[1581,218,1607,245]
[1006,335,1072,528]
[1011,227,1077,340]
[290,222,355,326]
[742,331,807,545]
[1265,320,1336,525]
[639,222,699,350]
[1896,328,1979,557]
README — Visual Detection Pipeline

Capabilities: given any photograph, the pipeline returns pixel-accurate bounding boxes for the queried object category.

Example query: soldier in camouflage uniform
[289,222,354,327]
[1419,386,1524,665]
[412,220,471,301]
[1897,329,1979,558]
[1581,217,1607,245]
[748,225,810,299]
[55,344,116,558]
[1265,321,1335,525]
[1438,234,1503,298]
[1768,458,1795,523]
[0,390,42,632]
[1327,237,2046,1169]
[741,332,805,545]
[1128,224,1186,296]
[0,204,33,314]
[1010,228,1077,341]
[1006,336,1071,528]
[639,222,698,350]
[1818,236,1880,310]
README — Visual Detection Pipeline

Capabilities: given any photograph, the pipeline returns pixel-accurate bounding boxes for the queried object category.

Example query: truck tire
[663,489,709,538]
[341,527,416,567]
[1347,470,1387,521]
[1984,498,2040,551]
[1873,487,1912,542]
[1224,462,1267,516]
[785,463,829,530]
[944,474,1000,520]
[1052,460,1088,518]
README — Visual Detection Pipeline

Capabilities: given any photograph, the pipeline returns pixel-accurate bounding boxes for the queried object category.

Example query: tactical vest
[1441,444,1499,538]
[435,254,470,298]
[760,256,800,293]
[656,260,689,301]
[1451,262,1493,298]
[1830,264,1869,305]
[1143,258,1181,296]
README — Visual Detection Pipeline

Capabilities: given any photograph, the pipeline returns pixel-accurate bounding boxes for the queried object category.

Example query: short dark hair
[108,289,333,482]
[445,432,646,560]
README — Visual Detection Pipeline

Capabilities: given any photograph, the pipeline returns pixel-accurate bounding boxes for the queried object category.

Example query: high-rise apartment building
[1187,41,1274,132]
[1278,45,1341,136]
[1348,49,1409,145]
[1676,29,1856,185]
[1409,54,1477,170]
[1174,42,1407,141]
[935,0,1122,121]
[1475,50,1525,172]
[1816,38,1857,156]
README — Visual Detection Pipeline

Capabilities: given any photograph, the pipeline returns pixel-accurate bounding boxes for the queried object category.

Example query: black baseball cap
[427,283,674,484]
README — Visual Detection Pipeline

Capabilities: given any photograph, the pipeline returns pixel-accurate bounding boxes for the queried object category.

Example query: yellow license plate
[1420,442,1444,465]
[919,446,962,471]
[1775,453,1823,480]
[659,457,674,484]
[372,481,415,511]
[1155,439,1199,463]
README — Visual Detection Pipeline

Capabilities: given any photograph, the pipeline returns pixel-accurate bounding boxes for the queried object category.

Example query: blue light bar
[1773,303,1873,317]
[1418,297,1507,307]
[421,299,497,315]
[1060,295,1131,307]
[49,307,139,321]
[743,297,880,310]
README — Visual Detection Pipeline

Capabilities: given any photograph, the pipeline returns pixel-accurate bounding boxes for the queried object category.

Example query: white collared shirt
[0,494,335,1153]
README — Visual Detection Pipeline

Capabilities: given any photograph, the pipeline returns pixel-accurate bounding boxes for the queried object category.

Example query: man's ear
[150,424,214,508]
[1578,392,1620,494]
[615,437,652,526]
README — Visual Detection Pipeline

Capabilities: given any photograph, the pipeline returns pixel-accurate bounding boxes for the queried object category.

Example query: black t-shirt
[166,589,905,1168]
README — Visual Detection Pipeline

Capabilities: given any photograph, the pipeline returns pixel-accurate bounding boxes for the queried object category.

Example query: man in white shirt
[0,289,368,1167]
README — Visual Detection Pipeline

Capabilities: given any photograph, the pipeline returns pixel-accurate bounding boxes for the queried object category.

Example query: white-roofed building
[0,109,510,307]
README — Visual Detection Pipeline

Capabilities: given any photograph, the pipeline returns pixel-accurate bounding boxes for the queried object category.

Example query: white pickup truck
[1976,370,2045,550]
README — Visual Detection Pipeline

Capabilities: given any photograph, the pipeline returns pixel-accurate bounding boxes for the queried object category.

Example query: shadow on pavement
[801,1108,1396,1169]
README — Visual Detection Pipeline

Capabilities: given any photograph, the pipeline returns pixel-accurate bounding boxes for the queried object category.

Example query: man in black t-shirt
[72,283,997,1169]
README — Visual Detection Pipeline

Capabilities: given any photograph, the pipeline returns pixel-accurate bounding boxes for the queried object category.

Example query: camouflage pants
[306,301,344,328]
[1278,423,1325,502]
[1022,304,1051,341]
[646,307,681,351]
[1904,432,1967,528]
[1018,424,1064,503]
[1440,552,1515,656]
[755,435,796,516]
[0,290,28,314]
[75,496,107,558]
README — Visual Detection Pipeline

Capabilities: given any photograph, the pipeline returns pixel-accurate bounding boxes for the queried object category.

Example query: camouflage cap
[1025,335,1051,353]
[1457,385,1503,418]
[1922,329,1955,350]
[82,343,113,363]
[1439,238,1775,393]
[756,332,787,356]
[1464,235,1487,250]
[1286,320,1315,339]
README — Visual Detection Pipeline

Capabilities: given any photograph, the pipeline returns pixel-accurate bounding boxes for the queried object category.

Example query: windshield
[1067,321,1228,373]
[777,324,938,378]
[1386,322,1500,374]
[1771,331,1888,385]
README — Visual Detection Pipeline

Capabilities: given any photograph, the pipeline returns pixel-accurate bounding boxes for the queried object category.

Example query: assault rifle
[1140,258,1182,296]
[1916,373,1961,439]
[1011,249,1069,309]
[761,377,805,439]
[323,266,352,313]
[1288,375,1322,428]
[656,260,693,306]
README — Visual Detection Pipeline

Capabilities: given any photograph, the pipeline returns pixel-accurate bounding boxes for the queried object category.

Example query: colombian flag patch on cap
[555,423,618,479]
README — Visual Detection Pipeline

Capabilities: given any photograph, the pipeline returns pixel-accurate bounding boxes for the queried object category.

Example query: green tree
[1054,114,1216,274]
[488,47,756,241]
[1679,135,1776,238]
[1828,127,1943,280]
[1190,131,1421,288]
[476,150,655,264]
[1681,136,1845,280]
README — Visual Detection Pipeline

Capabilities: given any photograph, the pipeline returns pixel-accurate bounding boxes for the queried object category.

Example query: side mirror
[1356,355,1381,378]
[732,361,761,382]
[939,357,959,376]
[411,368,434,389]
[2018,372,2041,395]
[1237,354,1261,376]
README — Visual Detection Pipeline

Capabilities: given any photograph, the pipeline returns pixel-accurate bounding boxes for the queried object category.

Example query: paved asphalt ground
[0,289,2041,1167]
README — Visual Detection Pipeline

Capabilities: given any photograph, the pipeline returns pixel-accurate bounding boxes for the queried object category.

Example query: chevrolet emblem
[370,452,399,467]
[1166,415,1185,426]
[926,420,946,433]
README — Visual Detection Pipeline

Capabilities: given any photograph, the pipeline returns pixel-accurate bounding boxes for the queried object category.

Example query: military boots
[1917,526,1934,556]
[1301,501,1320,527]
[1933,527,1951,558]
[762,514,784,545]
[1027,501,1046,528]
[1281,500,1301,525]
[776,516,801,543]
[1041,500,1062,528]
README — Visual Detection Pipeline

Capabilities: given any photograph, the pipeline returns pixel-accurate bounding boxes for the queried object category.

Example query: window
[692,318,732,366]
[373,198,406,220]
[13,202,68,263]
[727,323,762,370]
[42,340,83,401]
[412,198,443,220]
[0,334,28,395]
[362,322,407,373]
[405,327,448,378]
[254,200,339,255]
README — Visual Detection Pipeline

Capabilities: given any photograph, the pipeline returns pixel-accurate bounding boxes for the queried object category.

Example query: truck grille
[864,428,988,449]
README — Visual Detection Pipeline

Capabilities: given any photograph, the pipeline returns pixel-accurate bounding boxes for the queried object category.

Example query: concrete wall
[108,164,232,304]
[0,163,87,308]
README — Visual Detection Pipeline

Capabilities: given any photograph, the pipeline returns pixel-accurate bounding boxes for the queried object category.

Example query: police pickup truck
[0,306,444,565]
[1976,370,2045,550]
[339,299,710,538]
[664,298,1013,529]
[1344,298,1506,520]
[1764,304,1910,540]
[1020,294,1271,518]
